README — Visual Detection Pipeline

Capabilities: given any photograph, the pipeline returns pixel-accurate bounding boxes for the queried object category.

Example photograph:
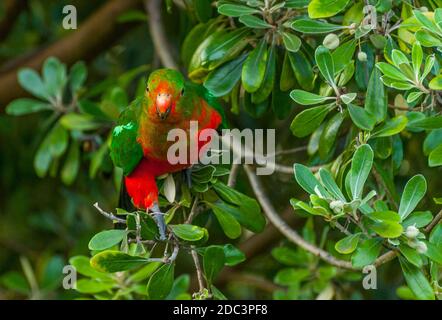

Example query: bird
[109,69,226,240]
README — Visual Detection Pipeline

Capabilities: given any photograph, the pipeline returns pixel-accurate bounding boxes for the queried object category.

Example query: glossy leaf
[349,144,373,200]
[398,175,427,221]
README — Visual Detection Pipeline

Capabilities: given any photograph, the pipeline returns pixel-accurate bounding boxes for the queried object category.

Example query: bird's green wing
[109,97,144,176]
[186,81,229,129]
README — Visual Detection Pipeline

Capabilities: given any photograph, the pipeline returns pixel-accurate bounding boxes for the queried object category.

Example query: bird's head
[145,69,185,122]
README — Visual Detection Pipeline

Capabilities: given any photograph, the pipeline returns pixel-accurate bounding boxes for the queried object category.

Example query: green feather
[109,97,144,176]
[186,81,229,129]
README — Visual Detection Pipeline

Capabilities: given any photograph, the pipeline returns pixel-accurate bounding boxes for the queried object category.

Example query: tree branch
[425,209,442,233]
[0,0,141,107]
[244,164,398,271]
[144,0,179,69]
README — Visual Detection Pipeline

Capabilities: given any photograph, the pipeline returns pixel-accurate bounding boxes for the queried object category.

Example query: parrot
[109,69,227,240]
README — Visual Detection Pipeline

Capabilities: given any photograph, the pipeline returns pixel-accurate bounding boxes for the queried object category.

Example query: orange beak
[155,93,172,120]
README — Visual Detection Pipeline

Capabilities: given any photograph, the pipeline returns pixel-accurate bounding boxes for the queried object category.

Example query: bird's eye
[180,89,184,96]
[146,87,149,93]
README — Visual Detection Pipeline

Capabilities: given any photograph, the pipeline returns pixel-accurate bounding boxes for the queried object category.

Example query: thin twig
[334,222,352,236]
[93,202,126,224]
[144,0,178,69]
[371,167,398,210]
[425,209,442,233]
[191,246,206,293]
[227,164,240,187]
[185,195,199,224]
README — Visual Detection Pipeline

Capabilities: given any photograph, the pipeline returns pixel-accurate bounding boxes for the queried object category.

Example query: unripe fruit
[323,34,340,50]
[405,225,419,239]
[358,51,367,62]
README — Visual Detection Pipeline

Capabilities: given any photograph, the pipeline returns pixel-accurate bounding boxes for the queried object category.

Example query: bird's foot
[149,203,167,241]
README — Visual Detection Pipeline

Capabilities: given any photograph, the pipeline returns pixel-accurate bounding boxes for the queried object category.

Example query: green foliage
[3,0,442,302]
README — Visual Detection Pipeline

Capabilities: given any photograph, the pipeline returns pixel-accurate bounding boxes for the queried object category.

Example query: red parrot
[110,69,226,239]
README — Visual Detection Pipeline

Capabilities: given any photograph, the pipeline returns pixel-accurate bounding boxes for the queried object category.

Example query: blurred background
[0,0,440,300]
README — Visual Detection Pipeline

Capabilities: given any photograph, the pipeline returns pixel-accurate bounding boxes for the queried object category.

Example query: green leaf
[189,28,250,80]
[370,221,403,238]
[212,182,265,233]
[217,4,259,17]
[290,89,331,105]
[351,238,383,268]
[88,230,126,251]
[319,111,346,159]
[423,241,442,265]
[376,62,410,82]
[335,233,361,254]
[332,40,356,74]
[43,57,66,97]
[349,144,373,200]
[18,68,49,100]
[61,141,80,185]
[282,32,301,53]
[319,168,346,201]
[288,51,315,91]
[411,42,423,78]
[429,144,442,167]
[194,0,213,22]
[291,18,345,34]
[365,68,387,123]
[239,15,272,29]
[203,246,225,285]
[399,244,423,268]
[47,123,68,157]
[308,0,350,19]
[76,279,114,294]
[293,163,328,195]
[399,257,435,300]
[70,61,87,94]
[348,104,376,131]
[371,115,408,138]
[290,103,334,137]
[34,134,52,178]
[315,46,335,87]
[252,45,276,104]
[60,113,101,131]
[208,202,242,239]
[274,268,310,285]
[147,263,175,300]
[402,211,433,228]
[408,115,442,130]
[223,244,246,266]
[69,256,111,279]
[170,224,206,241]
[204,54,246,97]
[399,175,427,221]
[340,93,356,105]
[5,99,51,116]
[242,39,268,93]
[429,75,442,90]
[90,251,150,273]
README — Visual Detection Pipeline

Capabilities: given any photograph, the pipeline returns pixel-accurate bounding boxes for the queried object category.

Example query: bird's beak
[155,93,172,120]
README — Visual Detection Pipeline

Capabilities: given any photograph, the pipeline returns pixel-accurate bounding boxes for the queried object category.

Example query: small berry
[358,51,367,62]
[323,34,340,50]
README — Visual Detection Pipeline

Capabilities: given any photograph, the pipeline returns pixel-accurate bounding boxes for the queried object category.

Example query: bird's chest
[138,120,194,161]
